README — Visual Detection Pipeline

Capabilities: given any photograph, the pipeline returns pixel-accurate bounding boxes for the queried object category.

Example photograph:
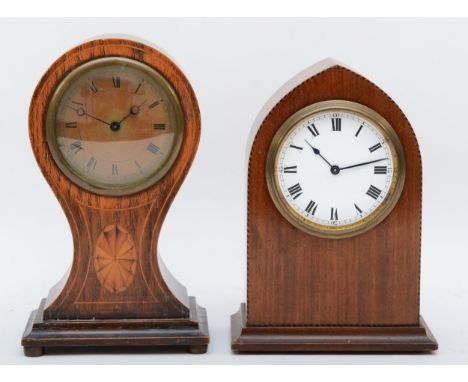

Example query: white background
[0,18,466,364]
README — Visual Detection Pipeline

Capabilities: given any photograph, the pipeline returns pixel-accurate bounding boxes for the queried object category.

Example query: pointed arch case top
[246,62,422,326]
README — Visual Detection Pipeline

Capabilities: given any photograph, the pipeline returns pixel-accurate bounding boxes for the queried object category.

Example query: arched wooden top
[29,38,200,210]
[246,64,423,326]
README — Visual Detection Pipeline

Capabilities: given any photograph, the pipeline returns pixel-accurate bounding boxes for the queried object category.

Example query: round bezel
[46,57,185,197]
[266,100,406,239]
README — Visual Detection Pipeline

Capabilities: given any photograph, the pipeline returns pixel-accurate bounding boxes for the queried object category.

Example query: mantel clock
[22,38,209,356]
[231,60,437,352]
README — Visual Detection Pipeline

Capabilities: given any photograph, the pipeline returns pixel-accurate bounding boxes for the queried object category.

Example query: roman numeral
[147,143,160,154]
[305,200,318,215]
[70,141,82,153]
[332,118,341,131]
[330,207,338,221]
[354,203,363,213]
[134,160,143,173]
[355,125,363,137]
[112,76,120,88]
[88,80,98,93]
[287,183,303,199]
[65,122,78,128]
[366,185,382,199]
[369,143,382,153]
[374,166,388,174]
[134,80,144,94]
[289,144,303,151]
[153,123,166,130]
[112,164,118,176]
[86,157,97,171]
[307,124,319,137]
[283,165,297,174]
[148,100,161,109]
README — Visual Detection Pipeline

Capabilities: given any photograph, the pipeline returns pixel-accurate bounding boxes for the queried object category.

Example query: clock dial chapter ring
[45,57,185,197]
[266,100,406,239]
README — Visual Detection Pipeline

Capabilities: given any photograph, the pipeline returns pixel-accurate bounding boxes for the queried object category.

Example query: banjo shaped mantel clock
[231,59,438,352]
[22,38,209,356]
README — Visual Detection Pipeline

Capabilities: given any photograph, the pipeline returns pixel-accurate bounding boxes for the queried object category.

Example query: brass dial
[46,57,184,196]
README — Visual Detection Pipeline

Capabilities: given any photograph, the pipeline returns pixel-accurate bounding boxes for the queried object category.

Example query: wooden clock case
[231,59,437,352]
[22,38,209,356]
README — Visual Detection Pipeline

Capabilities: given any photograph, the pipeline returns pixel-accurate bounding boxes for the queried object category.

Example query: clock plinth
[231,60,437,353]
[23,297,209,356]
[231,304,437,352]
[22,38,209,355]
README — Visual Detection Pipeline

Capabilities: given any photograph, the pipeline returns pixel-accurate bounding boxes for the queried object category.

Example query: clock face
[266,100,405,238]
[46,57,184,196]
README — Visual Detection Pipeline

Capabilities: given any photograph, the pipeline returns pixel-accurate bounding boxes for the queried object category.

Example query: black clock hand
[119,100,147,124]
[86,112,112,126]
[340,158,387,170]
[68,105,111,126]
[304,139,333,168]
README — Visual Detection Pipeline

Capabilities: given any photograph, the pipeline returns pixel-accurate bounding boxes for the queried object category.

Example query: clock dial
[266,100,405,238]
[46,57,183,195]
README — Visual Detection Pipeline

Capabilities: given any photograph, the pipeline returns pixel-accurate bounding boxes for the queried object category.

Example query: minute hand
[340,158,387,171]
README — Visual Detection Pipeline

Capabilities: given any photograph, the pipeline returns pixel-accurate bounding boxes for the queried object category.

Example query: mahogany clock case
[231,61,438,352]
[22,38,209,356]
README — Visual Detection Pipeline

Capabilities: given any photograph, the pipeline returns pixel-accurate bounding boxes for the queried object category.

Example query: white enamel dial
[267,101,405,238]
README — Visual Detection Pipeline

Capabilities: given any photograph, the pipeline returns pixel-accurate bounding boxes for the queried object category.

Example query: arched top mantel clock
[231,59,437,352]
[22,38,209,356]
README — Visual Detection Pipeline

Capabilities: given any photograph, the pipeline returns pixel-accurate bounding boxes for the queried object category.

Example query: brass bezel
[266,100,406,239]
[46,57,185,197]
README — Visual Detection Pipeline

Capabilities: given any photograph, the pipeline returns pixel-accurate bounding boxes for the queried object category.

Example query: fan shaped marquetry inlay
[94,225,137,293]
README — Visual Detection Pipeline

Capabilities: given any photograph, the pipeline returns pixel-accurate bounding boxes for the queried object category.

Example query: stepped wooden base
[231,303,437,352]
[22,297,209,357]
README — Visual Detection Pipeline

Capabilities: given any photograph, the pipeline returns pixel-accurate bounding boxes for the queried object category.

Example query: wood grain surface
[246,65,423,326]
[28,38,201,320]
[231,303,437,352]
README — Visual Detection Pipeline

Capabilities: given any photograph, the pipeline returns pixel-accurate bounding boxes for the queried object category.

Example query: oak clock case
[22,38,209,356]
[231,62,438,352]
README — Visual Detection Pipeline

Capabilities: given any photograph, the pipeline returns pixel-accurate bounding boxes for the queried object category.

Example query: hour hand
[304,139,333,168]
[119,100,147,124]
